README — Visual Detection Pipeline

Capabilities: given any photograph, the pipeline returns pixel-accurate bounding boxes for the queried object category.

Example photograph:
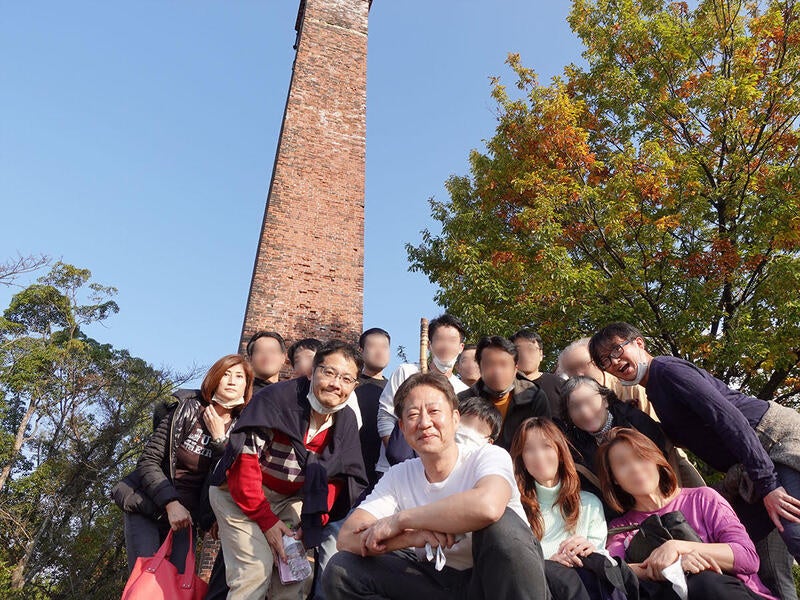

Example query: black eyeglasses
[598,340,632,368]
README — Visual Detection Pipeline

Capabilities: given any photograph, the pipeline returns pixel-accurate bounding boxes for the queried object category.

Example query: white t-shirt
[375,363,469,473]
[358,442,527,571]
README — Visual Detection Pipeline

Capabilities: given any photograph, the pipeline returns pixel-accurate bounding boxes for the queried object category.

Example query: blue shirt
[645,356,776,496]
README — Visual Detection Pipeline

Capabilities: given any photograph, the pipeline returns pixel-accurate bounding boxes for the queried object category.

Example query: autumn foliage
[408,0,800,402]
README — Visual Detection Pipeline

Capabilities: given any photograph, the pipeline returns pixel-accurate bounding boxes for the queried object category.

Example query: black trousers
[321,508,550,600]
[639,570,763,600]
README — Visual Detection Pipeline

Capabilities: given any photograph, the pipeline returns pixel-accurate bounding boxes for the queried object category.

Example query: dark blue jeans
[123,512,193,574]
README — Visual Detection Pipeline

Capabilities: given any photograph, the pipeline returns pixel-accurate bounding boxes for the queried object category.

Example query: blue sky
[1,1,583,381]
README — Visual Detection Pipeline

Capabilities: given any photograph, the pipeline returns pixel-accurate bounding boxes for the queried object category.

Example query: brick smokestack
[240,0,370,352]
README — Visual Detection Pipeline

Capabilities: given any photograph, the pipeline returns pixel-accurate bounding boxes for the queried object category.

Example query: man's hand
[358,514,403,556]
[264,520,296,564]
[165,500,192,531]
[405,529,456,550]
[764,487,800,532]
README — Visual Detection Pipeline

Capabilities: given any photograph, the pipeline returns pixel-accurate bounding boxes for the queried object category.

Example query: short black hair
[287,338,323,367]
[457,344,477,363]
[458,396,503,442]
[246,331,286,358]
[510,328,543,349]
[428,314,467,343]
[475,335,518,364]
[588,322,644,368]
[359,327,391,349]
[312,340,364,374]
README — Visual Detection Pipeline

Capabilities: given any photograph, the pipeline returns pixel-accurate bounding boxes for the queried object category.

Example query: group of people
[113,316,800,600]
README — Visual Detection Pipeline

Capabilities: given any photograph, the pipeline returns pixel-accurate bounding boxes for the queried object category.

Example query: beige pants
[209,485,312,600]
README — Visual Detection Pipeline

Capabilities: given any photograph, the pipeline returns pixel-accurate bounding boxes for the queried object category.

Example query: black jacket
[457,375,551,450]
[210,377,368,547]
[562,399,667,520]
[564,399,667,473]
[113,389,227,523]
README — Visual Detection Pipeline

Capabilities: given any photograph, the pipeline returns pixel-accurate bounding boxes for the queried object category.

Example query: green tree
[408,0,800,403]
[0,262,191,598]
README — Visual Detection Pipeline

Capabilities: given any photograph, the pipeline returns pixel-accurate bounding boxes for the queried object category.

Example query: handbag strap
[179,528,196,590]
[145,529,174,573]
[574,462,603,491]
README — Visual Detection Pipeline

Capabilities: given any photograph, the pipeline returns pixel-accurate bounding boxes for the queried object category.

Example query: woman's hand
[264,520,296,564]
[203,406,226,441]
[558,535,595,558]
[641,539,682,580]
[165,500,192,531]
[680,549,721,575]
[764,487,800,532]
[550,535,595,567]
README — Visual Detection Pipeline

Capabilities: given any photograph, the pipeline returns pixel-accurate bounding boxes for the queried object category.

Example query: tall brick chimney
[239,0,370,352]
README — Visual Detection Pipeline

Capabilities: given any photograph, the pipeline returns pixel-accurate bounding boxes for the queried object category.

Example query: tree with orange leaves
[408,0,800,403]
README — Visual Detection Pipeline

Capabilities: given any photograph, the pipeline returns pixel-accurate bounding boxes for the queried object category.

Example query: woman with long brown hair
[511,417,635,600]
[510,417,629,600]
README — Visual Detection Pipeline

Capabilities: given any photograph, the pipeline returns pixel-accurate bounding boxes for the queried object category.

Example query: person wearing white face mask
[375,314,469,473]
[207,341,368,600]
[589,322,800,579]
[114,354,254,574]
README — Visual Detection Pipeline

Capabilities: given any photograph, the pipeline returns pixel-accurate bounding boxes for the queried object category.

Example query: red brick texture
[240,0,369,352]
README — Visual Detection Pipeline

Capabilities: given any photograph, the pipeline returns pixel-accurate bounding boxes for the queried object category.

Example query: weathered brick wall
[240,0,369,352]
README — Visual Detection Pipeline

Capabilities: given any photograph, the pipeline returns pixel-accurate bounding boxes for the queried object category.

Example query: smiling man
[208,341,368,600]
[322,372,548,600]
[589,322,800,568]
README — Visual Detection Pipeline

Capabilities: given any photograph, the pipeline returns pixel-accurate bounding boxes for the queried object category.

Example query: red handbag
[121,528,208,600]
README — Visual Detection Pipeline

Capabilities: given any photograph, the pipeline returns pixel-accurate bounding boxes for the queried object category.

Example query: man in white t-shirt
[375,314,470,473]
[322,372,549,599]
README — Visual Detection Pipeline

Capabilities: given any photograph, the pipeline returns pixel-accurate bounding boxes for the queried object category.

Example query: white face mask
[212,394,245,409]
[432,354,457,372]
[307,375,349,415]
[620,347,649,387]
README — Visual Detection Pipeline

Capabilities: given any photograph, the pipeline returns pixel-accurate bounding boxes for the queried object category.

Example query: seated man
[323,372,548,600]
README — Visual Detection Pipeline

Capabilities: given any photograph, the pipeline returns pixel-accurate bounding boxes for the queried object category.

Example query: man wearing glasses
[588,322,800,571]
[208,341,368,600]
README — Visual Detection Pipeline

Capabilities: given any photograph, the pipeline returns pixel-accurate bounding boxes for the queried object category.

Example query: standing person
[208,341,367,600]
[590,322,800,598]
[115,355,253,573]
[458,336,551,450]
[288,337,323,379]
[375,314,469,473]
[598,428,777,599]
[322,372,550,600]
[246,331,288,393]
[455,344,480,387]
[510,417,633,600]
[355,327,391,489]
[313,328,392,600]
[511,328,565,417]
[559,337,652,416]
